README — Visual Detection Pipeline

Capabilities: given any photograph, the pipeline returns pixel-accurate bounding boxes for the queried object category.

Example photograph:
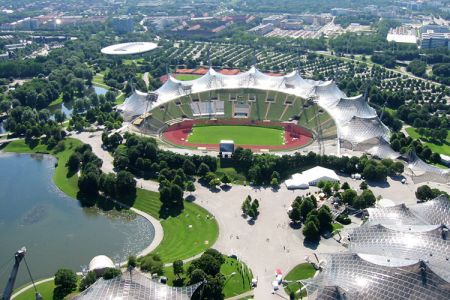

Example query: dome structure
[88,255,115,275]
[101,42,158,55]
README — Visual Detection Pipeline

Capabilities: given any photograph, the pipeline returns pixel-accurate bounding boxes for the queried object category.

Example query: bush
[102,268,121,280]
[336,213,351,225]
[127,256,137,268]
[79,271,97,291]
[140,254,163,275]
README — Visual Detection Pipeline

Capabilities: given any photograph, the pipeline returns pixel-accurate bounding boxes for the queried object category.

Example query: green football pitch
[187,125,285,146]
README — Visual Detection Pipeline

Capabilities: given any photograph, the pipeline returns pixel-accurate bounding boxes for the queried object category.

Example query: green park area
[133,189,218,263]
[187,125,284,146]
[406,127,450,156]
[175,74,202,81]
[163,256,253,298]
[3,139,218,264]
[14,280,56,300]
[283,263,317,299]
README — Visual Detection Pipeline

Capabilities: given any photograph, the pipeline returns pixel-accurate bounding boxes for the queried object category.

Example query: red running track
[162,119,313,151]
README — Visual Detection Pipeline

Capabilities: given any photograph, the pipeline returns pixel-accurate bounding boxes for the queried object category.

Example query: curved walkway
[11,277,54,299]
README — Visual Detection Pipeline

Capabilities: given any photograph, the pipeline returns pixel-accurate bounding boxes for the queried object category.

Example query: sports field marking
[187,125,284,146]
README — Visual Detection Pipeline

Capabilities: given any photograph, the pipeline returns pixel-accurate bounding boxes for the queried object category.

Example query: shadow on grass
[159,202,184,219]
[76,189,137,211]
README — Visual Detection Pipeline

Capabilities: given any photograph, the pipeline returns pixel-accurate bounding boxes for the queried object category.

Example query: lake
[0,153,155,291]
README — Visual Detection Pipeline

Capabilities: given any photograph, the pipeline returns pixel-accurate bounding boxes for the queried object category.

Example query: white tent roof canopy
[122,65,393,154]
[285,166,340,189]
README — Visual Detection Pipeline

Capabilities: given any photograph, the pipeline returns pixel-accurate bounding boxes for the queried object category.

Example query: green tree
[341,189,357,205]
[54,268,77,295]
[186,181,196,194]
[140,254,163,275]
[270,177,279,188]
[170,184,184,205]
[66,152,81,173]
[173,260,184,279]
[415,185,434,201]
[182,159,196,176]
[299,198,315,220]
[189,269,207,284]
[115,170,136,196]
[359,181,368,190]
[341,182,350,190]
[289,206,302,223]
[99,173,117,197]
[102,268,121,279]
[318,205,333,232]
[209,177,221,189]
[197,162,210,177]
[127,256,137,268]
[303,221,320,242]
[221,174,231,186]
[79,271,97,291]
[241,196,252,216]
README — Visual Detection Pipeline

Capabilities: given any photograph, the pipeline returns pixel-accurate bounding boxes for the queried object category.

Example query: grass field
[14,280,55,300]
[4,139,219,264]
[406,127,450,156]
[187,125,284,146]
[132,189,218,263]
[221,257,253,298]
[283,263,316,299]
[175,74,202,81]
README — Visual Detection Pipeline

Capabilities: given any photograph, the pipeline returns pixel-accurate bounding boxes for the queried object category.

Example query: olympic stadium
[119,66,450,183]
[120,67,389,152]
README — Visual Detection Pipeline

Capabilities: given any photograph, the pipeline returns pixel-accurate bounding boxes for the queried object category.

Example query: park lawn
[123,58,144,66]
[384,107,397,117]
[133,189,219,263]
[221,257,253,298]
[187,125,284,146]
[92,74,110,89]
[162,257,253,298]
[115,93,126,105]
[49,93,64,106]
[283,263,316,299]
[175,74,202,81]
[14,280,55,300]
[332,222,344,232]
[406,127,450,156]
[215,167,247,185]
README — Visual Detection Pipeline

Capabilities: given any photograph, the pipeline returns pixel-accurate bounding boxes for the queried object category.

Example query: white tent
[285,166,340,189]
